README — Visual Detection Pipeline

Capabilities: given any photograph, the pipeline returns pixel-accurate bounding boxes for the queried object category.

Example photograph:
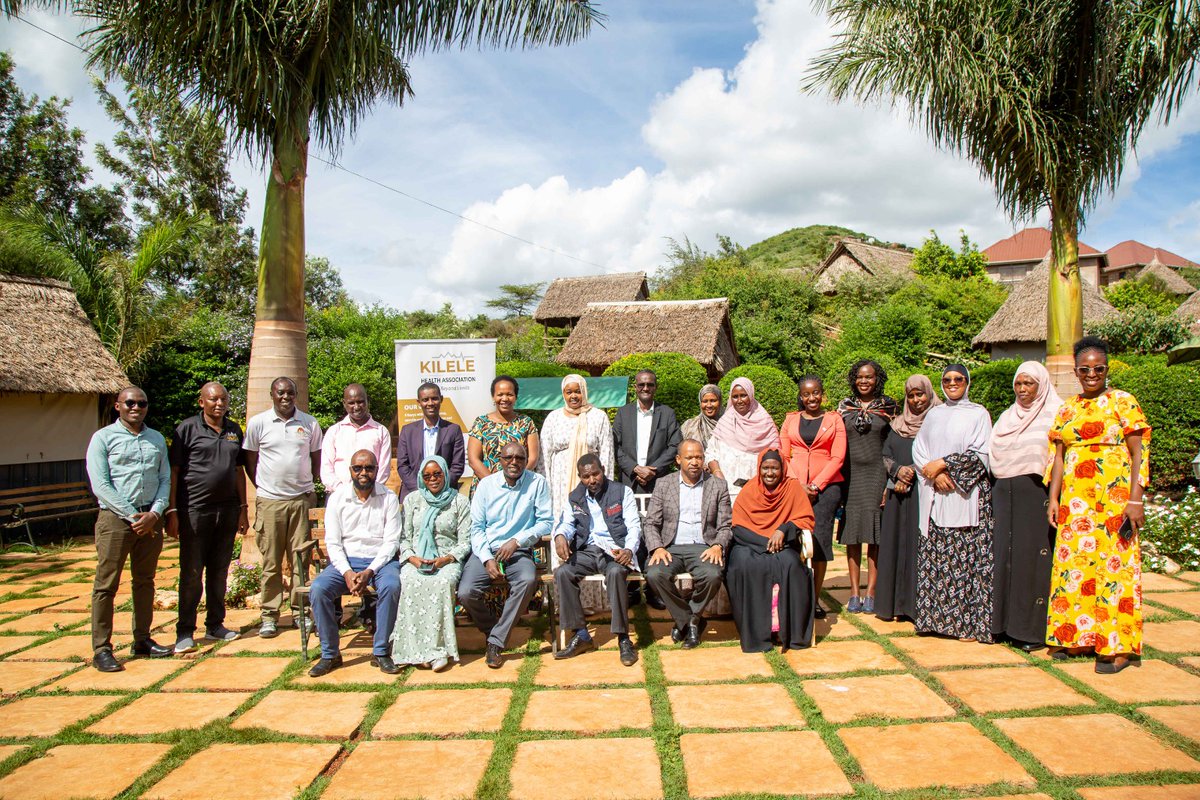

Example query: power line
[14,15,88,53]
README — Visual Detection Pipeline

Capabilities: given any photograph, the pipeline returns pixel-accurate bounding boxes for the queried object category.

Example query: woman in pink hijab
[707,378,781,501]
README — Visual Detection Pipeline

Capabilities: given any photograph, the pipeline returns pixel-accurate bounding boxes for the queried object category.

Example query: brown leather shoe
[485,643,504,669]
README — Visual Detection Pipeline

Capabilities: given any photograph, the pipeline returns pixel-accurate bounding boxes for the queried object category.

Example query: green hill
[744,224,873,271]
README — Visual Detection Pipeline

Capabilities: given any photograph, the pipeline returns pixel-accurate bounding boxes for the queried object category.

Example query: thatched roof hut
[555,299,739,381]
[1137,259,1196,295]
[0,274,127,489]
[534,272,649,328]
[972,257,1118,361]
[812,239,914,294]
[1174,289,1200,335]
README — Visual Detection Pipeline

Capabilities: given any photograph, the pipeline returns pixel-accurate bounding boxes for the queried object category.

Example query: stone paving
[0,540,1197,799]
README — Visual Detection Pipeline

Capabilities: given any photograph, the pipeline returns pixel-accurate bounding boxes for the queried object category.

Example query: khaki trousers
[92,509,163,653]
[254,495,311,621]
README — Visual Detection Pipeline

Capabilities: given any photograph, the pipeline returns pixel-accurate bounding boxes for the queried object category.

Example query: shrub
[816,348,903,406]
[603,352,708,420]
[1088,308,1190,355]
[1109,358,1200,489]
[495,360,574,378]
[718,365,798,426]
[1142,487,1200,573]
[225,559,262,607]
[967,359,1021,421]
[1103,277,1182,315]
[892,274,1008,359]
[832,301,928,368]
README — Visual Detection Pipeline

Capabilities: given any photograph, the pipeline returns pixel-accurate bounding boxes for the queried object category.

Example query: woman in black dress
[875,374,939,621]
[837,360,899,614]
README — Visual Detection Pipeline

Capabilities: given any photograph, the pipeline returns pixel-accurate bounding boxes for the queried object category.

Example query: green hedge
[967,359,1021,421]
[602,352,707,420]
[1109,357,1200,490]
[718,364,798,427]
[817,349,903,407]
[494,360,574,379]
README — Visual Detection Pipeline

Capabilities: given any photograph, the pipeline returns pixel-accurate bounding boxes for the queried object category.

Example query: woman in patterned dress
[467,375,540,493]
[1045,337,1149,674]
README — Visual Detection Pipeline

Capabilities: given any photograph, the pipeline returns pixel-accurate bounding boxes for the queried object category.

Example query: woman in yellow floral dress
[1045,337,1149,674]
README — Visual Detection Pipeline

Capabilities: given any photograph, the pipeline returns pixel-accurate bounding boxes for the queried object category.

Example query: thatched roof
[972,256,1118,346]
[0,274,128,394]
[534,272,649,327]
[555,299,739,380]
[1174,289,1200,335]
[1137,259,1195,294]
[815,239,914,281]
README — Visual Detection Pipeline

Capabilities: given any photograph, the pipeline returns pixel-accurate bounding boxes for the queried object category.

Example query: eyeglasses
[421,472,443,481]
[1075,365,1108,376]
[123,400,148,408]
[499,454,527,462]
[349,465,377,474]
[941,376,966,384]
[635,382,656,388]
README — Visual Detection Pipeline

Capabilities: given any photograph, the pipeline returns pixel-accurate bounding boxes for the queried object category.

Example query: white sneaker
[430,656,451,672]
[174,636,197,655]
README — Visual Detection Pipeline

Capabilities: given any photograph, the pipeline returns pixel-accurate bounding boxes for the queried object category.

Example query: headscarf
[681,383,723,445]
[416,455,456,561]
[890,374,942,438]
[731,449,815,535]
[988,361,1063,479]
[711,378,781,453]
[939,364,982,408]
[838,365,899,434]
[560,374,594,495]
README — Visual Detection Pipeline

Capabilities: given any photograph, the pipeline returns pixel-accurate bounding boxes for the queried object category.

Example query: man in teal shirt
[85,386,172,672]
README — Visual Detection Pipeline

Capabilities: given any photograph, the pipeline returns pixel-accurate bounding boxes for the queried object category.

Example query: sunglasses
[350,465,377,474]
[123,400,148,408]
[1075,365,1108,376]
[941,376,966,384]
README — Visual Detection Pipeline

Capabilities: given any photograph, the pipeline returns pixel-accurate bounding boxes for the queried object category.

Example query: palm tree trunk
[247,115,309,420]
[1047,199,1084,397]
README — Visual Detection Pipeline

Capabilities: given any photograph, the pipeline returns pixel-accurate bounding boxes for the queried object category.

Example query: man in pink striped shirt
[320,384,392,491]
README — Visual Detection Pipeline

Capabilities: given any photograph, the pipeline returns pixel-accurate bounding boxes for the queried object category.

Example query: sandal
[1095,654,1140,674]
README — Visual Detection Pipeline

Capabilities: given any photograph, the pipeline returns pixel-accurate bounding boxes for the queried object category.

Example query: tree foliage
[910,230,988,279]
[304,255,350,311]
[742,224,870,270]
[1110,357,1200,489]
[602,352,708,421]
[486,282,545,318]
[1103,275,1183,315]
[718,365,798,427]
[1088,308,1190,355]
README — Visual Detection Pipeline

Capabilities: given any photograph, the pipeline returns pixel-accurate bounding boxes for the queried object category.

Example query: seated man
[458,441,552,669]
[643,438,732,648]
[308,450,402,677]
[553,453,642,666]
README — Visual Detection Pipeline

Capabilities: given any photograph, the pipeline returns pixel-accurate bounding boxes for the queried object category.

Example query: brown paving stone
[0,745,25,762]
[782,639,905,675]
[854,613,917,635]
[323,740,493,800]
[110,610,176,633]
[0,660,78,693]
[972,796,1054,800]
[0,611,89,633]
[0,596,67,613]
[1179,571,1200,583]
[522,687,651,732]
[404,652,528,685]
[805,673,956,723]
[12,634,131,661]
[1145,619,1200,653]
[680,730,851,798]
[510,738,661,800]
[841,721,1034,790]
[220,607,263,630]
[0,694,118,737]
[288,653,402,686]
[163,655,290,690]
[1139,704,1200,744]
[667,683,805,729]
[815,612,860,640]
[995,714,1200,776]
[454,624,532,652]
[1147,591,1200,615]
[891,635,1029,668]
[0,743,170,800]
[373,688,511,736]
[47,657,184,692]
[1078,786,1200,800]
[647,619,740,648]
[657,647,773,683]
[87,692,252,734]
[213,632,303,655]
[0,635,41,656]
[143,743,339,800]
[231,689,374,738]
[534,650,645,686]
[933,665,1094,712]
[35,581,93,597]
[1144,573,1197,592]
[0,582,43,594]
[1056,659,1200,703]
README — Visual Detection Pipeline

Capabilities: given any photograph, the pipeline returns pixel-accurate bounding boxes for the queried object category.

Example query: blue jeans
[310,557,401,659]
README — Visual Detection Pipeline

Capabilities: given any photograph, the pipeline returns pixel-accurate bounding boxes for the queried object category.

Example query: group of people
[83,334,1148,677]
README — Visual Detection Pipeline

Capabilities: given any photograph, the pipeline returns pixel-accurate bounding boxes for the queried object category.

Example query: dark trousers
[645,543,724,630]
[92,509,163,653]
[176,504,240,638]
[555,544,632,635]
[457,550,537,649]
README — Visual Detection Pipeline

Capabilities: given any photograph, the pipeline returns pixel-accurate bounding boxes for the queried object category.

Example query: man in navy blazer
[395,382,466,501]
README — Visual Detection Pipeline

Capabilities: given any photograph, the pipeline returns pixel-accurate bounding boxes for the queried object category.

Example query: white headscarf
[561,374,593,495]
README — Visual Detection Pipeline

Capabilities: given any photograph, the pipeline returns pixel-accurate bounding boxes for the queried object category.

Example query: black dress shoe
[93,649,124,672]
[645,588,667,611]
[485,643,504,669]
[308,655,343,677]
[1019,640,1046,653]
[131,639,172,658]
[619,637,638,667]
[554,632,596,660]
[670,625,685,644]
[683,620,702,649]
[814,604,828,620]
[371,655,401,674]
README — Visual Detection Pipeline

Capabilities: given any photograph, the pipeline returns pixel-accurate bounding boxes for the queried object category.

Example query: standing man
[395,381,465,501]
[643,439,732,648]
[612,369,681,608]
[167,382,249,654]
[458,442,552,668]
[320,383,391,492]
[244,376,323,639]
[308,450,403,677]
[86,386,172,672]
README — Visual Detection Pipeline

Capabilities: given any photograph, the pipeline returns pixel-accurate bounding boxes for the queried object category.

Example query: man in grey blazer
[643,438,732,648]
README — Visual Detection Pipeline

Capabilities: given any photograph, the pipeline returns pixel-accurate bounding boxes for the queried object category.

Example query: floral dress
[1046,390,1150,655]
[468,414,536,489]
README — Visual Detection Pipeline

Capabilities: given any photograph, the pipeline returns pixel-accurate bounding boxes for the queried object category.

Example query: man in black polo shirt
[167,382,249,654]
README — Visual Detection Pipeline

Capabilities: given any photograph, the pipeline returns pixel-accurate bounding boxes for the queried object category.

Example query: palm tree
[805,0,1199,387]
[21,0,599,416]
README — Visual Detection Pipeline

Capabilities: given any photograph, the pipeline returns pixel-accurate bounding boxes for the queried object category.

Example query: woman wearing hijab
[707,378,781,501]
[989,362,1063,651]
[912,365,995,642]
[837,359,899,614]
[726,450,816,653]
[392,455,472,671]
[681,384,723,448]
[539,374,615,518]
[875,374,940,622]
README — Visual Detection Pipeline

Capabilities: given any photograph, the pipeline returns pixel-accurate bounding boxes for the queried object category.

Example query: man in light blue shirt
[458,441,552,668]
[85,386,172,672]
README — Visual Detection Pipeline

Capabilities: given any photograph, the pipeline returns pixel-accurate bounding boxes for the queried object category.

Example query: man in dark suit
[395,382,466,501]
[643,438,732,648]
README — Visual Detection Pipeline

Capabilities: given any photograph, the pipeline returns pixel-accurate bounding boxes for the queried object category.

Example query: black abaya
[876,429,919,620]
[726,523,814,653]
[991,474,1054,643]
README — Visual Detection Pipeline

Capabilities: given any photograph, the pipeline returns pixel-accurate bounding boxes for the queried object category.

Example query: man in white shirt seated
[552,453,643,667]
[308,450,402,677]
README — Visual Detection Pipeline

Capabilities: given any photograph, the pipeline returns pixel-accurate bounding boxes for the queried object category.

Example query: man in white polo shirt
[244,376,323,638]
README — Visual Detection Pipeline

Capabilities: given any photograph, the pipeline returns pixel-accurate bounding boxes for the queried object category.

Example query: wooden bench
[0,481,98,551]
[291,507,330,658]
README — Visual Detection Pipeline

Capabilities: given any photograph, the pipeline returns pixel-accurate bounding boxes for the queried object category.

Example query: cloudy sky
[4,0,1200,313]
